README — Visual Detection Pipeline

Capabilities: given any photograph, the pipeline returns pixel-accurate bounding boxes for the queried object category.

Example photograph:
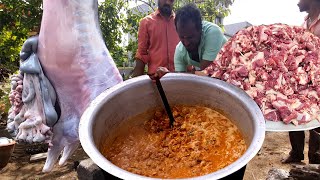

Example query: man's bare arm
[131,59,145,77]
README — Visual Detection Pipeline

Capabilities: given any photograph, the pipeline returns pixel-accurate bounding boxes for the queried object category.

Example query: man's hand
[195,70,208,76]
[186,65,196,74]
[20,36,39,61]
[131,59,146,77]
[148,67,170,82]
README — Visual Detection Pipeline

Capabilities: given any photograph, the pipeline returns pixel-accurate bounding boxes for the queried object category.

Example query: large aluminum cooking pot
[79,73,265,180]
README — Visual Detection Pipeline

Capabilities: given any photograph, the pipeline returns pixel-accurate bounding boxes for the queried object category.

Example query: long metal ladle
[154,77,175,128]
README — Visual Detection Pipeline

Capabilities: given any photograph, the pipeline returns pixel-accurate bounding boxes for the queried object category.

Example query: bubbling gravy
[100,105,247,179]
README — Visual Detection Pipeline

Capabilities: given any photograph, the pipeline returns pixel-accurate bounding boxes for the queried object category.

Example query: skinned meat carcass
[204,24,320,125]
[7,0,123,172]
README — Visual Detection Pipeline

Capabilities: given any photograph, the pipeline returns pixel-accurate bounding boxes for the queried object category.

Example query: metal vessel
[79,73,265,180]
[0,137,16,169]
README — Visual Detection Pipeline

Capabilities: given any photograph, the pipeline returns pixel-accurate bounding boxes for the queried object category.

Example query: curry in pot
[100,105,247,179]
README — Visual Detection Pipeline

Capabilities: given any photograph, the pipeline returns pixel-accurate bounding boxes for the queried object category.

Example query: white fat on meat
[295,67,308,85]
[308,90,320,100]
[248,70,256,85]
[274,73,283,90]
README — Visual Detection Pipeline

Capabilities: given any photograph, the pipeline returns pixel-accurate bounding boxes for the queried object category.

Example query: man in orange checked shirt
[131,0,180,77]
[282,0,320,164]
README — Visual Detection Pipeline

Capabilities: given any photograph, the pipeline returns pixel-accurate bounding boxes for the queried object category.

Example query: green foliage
[0,0,42,74]
[0,1,42,116]
[99,0,128,66]
[174,0,234,27]
[0,75,11,118]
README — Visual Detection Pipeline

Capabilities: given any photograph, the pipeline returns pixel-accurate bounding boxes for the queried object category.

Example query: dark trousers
[289,127,320,163]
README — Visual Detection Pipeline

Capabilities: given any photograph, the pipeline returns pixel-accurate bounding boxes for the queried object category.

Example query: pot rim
[79,73,266,180]
[0,139,16,147]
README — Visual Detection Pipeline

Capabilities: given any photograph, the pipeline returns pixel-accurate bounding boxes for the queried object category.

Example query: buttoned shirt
[135,10,180,74]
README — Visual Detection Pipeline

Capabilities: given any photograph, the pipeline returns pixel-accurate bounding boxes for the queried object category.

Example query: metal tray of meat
[266,120,320,132]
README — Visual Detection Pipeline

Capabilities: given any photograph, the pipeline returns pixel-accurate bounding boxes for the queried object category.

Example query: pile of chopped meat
[203,24,320,125]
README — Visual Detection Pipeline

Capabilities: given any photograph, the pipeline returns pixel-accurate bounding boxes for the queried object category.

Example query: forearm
[131,59,145,77]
